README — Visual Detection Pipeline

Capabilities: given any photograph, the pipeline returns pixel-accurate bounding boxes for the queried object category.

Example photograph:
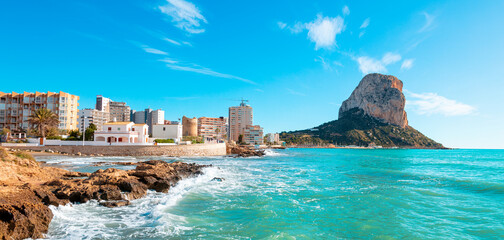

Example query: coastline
[0,147,211,239]
[4,143,227,157]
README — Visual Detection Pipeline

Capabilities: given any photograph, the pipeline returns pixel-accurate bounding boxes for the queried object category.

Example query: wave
[264,149,288,157]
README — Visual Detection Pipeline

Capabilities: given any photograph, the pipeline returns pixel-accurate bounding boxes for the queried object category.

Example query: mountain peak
[339,73,408,128]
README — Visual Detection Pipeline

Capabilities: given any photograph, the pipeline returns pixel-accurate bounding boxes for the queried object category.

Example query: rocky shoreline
[0,147,209,240]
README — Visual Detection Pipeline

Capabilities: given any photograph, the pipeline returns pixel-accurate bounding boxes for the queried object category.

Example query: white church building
[94,122,149,144]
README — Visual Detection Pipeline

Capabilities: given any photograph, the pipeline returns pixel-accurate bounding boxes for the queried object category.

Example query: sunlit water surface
[37,149,504,239]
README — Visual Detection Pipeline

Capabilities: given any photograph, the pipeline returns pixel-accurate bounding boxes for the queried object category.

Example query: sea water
[38,149,504,239]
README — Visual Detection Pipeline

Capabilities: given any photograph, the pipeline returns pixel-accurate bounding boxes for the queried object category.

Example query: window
[117,127,120,131]
[132,128,135,131]
[163,127,166,131]
[108,127,112,131]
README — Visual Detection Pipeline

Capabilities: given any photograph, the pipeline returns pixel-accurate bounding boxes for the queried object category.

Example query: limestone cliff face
[339,73,408,128]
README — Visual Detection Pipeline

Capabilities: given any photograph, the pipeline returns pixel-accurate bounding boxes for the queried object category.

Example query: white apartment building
[77,108,109,132]
[265,133,280,144]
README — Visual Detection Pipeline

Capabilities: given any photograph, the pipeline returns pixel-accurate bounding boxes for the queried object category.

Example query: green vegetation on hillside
[282,108,444,148]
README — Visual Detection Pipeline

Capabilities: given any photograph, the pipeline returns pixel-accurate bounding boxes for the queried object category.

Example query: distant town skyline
[1,0,503,148]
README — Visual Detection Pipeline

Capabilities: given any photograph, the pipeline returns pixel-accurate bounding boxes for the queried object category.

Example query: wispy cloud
[286,88,306,96]
[163,38,181,45]
[418,12,435,33]
[279,14,345,50]
[158,58,178,64]
[159,0,207,34]
[277,21,287,30]
[315,56,343,71]
[401,59,415,70]
[355,52,401,74]
[342,6,350,16]
[141,45,169,55]
[406,91,476,116]
[360,18,370,29]
[165,62,256,85]
[381,52,401,65]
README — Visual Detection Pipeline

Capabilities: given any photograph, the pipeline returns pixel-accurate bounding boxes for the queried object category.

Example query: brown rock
[339,73,408,128]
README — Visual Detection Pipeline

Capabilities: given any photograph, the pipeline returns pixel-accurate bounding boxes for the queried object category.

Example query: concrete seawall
[8,143,227,157]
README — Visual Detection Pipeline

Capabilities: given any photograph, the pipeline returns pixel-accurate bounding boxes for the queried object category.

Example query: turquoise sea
[38,149,504,239]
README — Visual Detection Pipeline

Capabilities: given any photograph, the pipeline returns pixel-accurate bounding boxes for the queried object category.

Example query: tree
[84,123,97,141]
[238,134,243,144]
[0,128,10,135]
[28,108,59,139]
[67,129,81,140]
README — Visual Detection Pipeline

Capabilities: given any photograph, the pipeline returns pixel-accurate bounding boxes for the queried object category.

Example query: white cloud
[357,56,386,74]
[355,52,402,74]
[342,6,350,16]
[142,45,169,55]
[360,18,370,29]
[165,62,256,85]
[401,59,414,70]
[159,0,207,34]
[314,56,342,71]
[286,88,306,96]
[277,21,287,29]
[406,91,476,116]
[158,58,178,64]
[163,38,181,45]
[279,14,345,50]
[418,12,435,33]
[306,15,345,50]
[359,31,365,38]
[381,52,402,65]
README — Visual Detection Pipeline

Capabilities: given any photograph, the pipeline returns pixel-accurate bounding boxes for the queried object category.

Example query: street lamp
[82,116,87,146]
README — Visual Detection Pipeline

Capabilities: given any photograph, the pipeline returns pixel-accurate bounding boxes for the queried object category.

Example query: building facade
[109,101,130,122]
[95,95,111,112]
[0,91,79,132]
[94,122,148,144]
[182,116,198,137]
[132,108,164,135]
[152,123,182,142]
[265,133,280,144]
[228,101,253,142]
[198,117,228,141]
[77,108,109,132]
[243,125,264,145]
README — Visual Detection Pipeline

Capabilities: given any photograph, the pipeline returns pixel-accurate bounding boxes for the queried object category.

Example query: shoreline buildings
[198,117,228,141]
[182,116,198,137]
[0,91,79,132]
[94,122,149,144]
[77,108,109,132]
[228,100,263,145]
[131,108,164,135]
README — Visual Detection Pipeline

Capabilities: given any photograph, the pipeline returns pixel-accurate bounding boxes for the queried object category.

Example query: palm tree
[28,108,59,139]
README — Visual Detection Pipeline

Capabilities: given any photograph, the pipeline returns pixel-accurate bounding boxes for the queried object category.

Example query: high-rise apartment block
[95,95,111,112]
[198,117,228,140]
[132,108,164,135]
[0,91,79,132]
[109,101,130,122]
[228,101,253,142]
[77,108,110,132]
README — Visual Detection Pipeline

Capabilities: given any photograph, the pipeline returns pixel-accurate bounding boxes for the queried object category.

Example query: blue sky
[1,0,503,148]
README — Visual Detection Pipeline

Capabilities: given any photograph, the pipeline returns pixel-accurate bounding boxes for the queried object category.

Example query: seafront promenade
[7,143,226,157]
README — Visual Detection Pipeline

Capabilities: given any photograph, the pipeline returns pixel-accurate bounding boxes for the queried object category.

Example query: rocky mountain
[339,73,408,128]
[282,73,444,148]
